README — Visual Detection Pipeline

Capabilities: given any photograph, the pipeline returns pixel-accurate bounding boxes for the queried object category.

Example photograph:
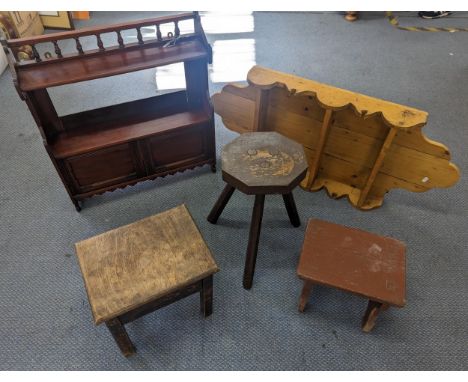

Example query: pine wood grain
[212,65,460,210]
[247,66,426,128]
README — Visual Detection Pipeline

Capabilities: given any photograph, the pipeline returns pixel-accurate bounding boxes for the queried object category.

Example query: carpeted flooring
[0,11,467,370]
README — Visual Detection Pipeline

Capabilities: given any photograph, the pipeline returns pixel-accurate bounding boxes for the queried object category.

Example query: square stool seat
[297,219,406,332]
[75,204,218,356]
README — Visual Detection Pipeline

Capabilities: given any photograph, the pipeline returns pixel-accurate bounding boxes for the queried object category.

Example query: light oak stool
[297,219,406,332]
[75,204,219,356]
[207,132,308,290]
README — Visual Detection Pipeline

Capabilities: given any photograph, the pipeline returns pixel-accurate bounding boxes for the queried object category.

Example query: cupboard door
[147,124,209,171]
[64,143,141,194]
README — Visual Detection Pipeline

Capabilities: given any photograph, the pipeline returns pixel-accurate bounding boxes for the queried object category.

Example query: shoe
[418,11,452,19]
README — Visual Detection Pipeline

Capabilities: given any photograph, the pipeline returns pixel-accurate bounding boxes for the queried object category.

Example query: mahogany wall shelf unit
[2,12,216,211]
[212,66,460,210]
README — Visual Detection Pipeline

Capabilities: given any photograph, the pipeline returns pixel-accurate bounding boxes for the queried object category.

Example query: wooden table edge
[296,274,406,308]
[303,219,408,250]
[90,267,219,325]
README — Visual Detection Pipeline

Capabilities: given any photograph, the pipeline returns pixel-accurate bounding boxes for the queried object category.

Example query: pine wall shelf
[2,12,216,210]
[212,66,460,210]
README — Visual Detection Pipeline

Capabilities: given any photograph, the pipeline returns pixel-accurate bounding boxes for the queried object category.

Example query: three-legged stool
[208,132,308,289]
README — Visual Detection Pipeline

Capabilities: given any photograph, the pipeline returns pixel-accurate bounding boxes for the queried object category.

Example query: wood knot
[402,109,415,118]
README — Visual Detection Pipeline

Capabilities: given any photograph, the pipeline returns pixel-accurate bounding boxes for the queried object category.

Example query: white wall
[0,47,7,74]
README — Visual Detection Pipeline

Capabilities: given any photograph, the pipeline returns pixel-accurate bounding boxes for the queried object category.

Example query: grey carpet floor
[0,11,467,370]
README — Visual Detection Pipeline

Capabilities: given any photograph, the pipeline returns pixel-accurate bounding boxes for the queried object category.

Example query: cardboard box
[0,11,44,38]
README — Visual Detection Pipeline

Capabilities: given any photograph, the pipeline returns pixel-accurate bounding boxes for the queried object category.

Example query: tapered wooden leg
[361,300,384,333]
[298,281,313,312]
[200,275,213,317]
[106,318,136,357]
[73,199,82,212]
[282,192,301,227]
[243,194,265,290]
[207,184,236,224]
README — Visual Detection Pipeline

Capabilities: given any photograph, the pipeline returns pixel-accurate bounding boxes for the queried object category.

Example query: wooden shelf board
[212,66,460,210]
[17,39,208,91]
[51,92,210,158]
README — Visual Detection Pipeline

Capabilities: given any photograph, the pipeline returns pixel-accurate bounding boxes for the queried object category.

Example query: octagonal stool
[75,205,219,356]
[207,132,308,289]
[297,219,406,332]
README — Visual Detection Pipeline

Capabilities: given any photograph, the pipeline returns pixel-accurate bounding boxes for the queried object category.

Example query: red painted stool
[297,219,406,332]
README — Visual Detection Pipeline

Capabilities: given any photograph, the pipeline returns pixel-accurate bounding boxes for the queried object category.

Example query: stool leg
[106,318,136,357]
[73,199,82,212]
[200,275,213,317]
[361,300,384,333]
[282,192,301,227]
[207,184,236,224]
[243,194,265,290]
[298,281,313,312]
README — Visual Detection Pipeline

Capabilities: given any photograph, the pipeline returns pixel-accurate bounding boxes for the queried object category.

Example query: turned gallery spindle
[96,34,104,51]
[31,44,41,62]
[116,30,124,48]
[74,37,84,54]
[53,40,63,58]
[156,24,162,41]
[174,21,180,37]
[136,27,143,44]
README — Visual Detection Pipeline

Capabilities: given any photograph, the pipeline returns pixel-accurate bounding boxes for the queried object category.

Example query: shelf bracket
[357,127,397,207]
[306,108,334,188]
[253,89,270,132]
